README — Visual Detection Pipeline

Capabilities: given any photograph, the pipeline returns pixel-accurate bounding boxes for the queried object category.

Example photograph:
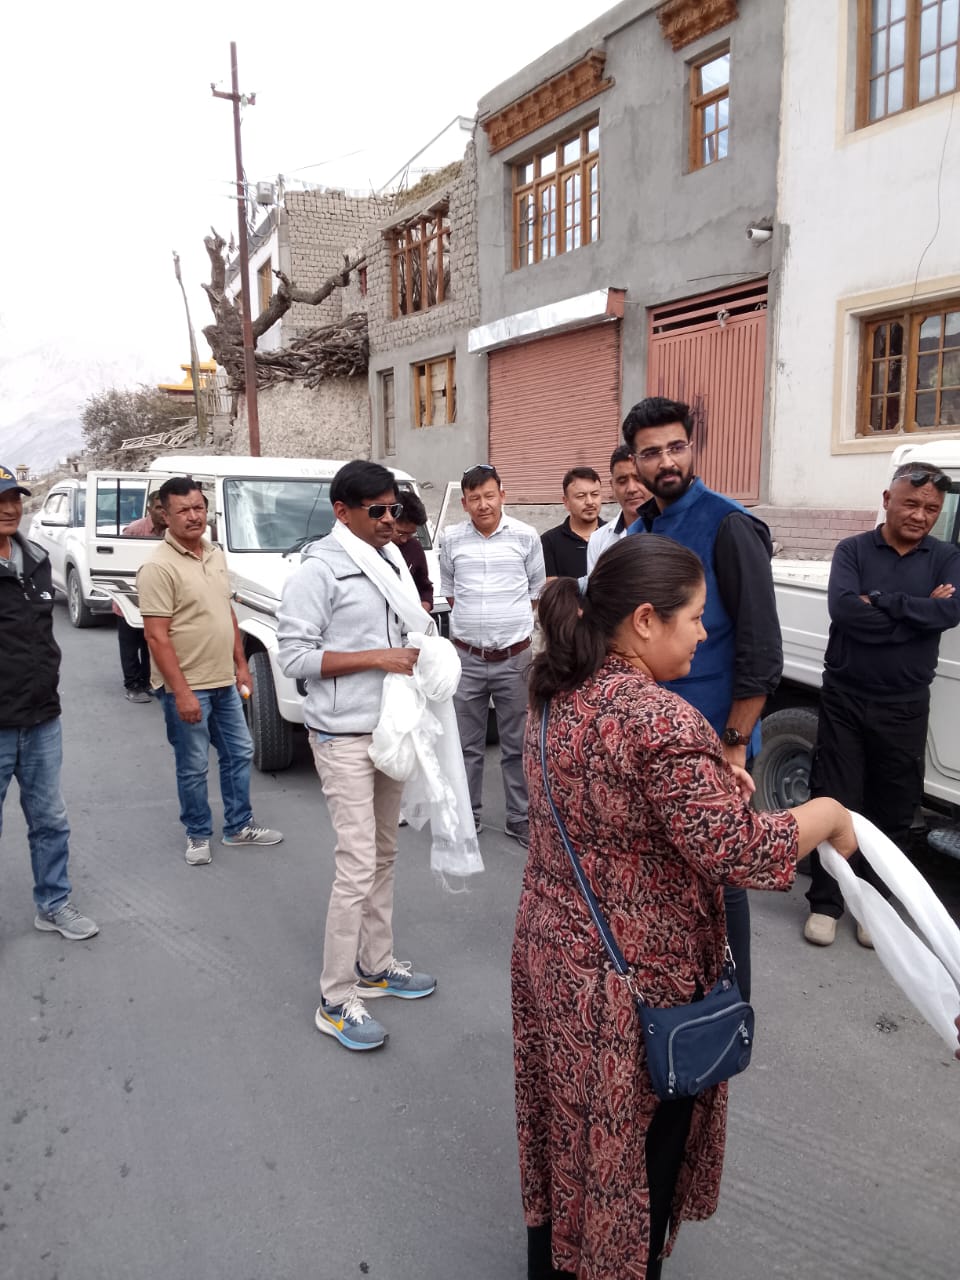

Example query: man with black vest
[623,398,782,999]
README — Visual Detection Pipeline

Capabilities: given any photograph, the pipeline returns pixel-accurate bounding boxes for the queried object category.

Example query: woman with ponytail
[513,535,858,1280]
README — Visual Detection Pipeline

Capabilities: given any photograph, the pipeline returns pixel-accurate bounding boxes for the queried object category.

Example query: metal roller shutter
[488,322,622,503]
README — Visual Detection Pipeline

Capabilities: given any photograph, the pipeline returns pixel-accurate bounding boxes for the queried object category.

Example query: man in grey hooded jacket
[278,460,437,1052]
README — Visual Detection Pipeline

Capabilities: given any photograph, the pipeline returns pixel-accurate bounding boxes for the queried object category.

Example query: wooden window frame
[380,370,397,456]
[388,206,450,319]
[689,45,730,171]
[512,119,600,270]
[858,294,960,436]
[856,0,960,128]
[413,356,456,428]
[257,260,273,316]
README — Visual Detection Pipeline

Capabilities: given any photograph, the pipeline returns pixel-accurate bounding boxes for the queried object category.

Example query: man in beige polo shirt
[138,476,282,865]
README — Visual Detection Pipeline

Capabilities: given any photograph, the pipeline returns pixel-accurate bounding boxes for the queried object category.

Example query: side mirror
[40,512,70,527]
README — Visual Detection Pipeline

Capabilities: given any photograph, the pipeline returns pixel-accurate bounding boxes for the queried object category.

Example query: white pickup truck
[43,456,441,774]
[753,440,960,843]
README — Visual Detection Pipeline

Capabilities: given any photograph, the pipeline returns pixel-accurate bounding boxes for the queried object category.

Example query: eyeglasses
[897,468,951,492]
[634,441,692,465]
[361,502,403,520]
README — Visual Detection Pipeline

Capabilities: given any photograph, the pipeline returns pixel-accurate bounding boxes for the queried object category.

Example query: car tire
[245,649,294,773]
[752,707,819,811]
[66,566,95,628]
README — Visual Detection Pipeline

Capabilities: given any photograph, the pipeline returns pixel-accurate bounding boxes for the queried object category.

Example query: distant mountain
[0,338,165,475]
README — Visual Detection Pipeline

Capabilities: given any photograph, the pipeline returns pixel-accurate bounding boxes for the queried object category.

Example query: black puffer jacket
[0,534,62,729]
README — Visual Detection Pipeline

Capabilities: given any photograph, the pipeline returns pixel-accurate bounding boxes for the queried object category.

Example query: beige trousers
[310,732,405,1006]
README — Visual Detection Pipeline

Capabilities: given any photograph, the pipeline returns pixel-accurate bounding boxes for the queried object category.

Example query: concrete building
[367,144,484,500]
[767,0,960,545]
[470,0,785,522]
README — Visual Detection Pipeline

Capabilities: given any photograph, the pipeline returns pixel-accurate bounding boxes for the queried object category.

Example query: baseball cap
[0,464,31,497]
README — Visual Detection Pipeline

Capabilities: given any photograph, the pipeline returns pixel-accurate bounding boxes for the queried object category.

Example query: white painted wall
[225,220,282,353]
[770,0,960,509]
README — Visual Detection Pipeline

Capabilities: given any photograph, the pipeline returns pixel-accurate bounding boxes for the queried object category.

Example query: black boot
[527,1222,576,1279]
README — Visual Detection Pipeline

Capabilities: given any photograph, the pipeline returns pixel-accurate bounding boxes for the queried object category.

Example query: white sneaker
[804,913,838,946]
[221,824,283,847]
[186,837,212,865]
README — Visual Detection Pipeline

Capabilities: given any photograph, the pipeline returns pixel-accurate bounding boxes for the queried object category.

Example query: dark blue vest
[627,478,762,754]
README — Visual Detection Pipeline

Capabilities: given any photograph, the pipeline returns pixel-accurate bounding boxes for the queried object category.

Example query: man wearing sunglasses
[622,397,782,1001]
[278,460,436,1052]
[805,462,960,947]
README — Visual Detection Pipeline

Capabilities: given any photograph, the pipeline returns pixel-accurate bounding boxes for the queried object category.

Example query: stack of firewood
[254,313,369,389]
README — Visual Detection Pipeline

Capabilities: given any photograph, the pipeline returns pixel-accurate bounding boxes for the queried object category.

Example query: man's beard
[650,468,693,501]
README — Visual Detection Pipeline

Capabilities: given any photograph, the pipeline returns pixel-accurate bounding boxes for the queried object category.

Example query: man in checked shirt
[440,465,546,848]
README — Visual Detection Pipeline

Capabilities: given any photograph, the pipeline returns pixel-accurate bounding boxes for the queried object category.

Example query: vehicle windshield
[929,475,960,546]
[224,478,335,552]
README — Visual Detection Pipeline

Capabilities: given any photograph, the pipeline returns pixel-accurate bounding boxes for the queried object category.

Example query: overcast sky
[2,0,616,392]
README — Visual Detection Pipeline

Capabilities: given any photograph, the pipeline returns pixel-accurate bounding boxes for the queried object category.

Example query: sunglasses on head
[462,463,496,482]
[897,469,951,492]
[361,501,403,520]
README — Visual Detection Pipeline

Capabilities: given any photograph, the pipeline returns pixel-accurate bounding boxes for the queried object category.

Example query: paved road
[1,609,958,1280]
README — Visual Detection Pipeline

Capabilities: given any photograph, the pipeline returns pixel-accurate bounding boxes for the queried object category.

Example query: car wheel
[66,566,95,628]
[245,650,294,772]
[752,707,819,810]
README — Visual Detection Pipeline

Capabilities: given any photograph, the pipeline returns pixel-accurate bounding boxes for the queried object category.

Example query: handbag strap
[539,701,632,980]
[538,700,737,993]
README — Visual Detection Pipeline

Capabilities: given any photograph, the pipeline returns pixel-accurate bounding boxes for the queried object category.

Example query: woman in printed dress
[513,535,857,1280]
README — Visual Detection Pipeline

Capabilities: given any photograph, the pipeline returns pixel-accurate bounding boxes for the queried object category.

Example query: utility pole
[172,252,209,444]
[212,43,260,456]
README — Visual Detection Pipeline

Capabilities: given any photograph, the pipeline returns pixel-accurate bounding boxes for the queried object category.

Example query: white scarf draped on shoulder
[330,519,482,880]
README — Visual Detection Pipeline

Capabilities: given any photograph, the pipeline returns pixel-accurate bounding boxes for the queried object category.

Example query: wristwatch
[722,727,749,746]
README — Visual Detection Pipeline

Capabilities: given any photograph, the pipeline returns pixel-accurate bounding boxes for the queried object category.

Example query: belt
[452,636,531,663]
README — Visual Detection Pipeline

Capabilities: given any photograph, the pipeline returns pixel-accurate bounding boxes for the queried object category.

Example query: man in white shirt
[585,444,651,574]
[439,464,545,848]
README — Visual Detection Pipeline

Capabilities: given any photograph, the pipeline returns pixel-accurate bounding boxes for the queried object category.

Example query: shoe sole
[315,1009,387,1050]
[34,917,99,941]
[185,853,212,865]
[803,925,837,947]
[357,982,437,1000]
[220,836,283,846]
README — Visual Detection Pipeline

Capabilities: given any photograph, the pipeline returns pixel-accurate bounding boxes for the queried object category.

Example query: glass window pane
[587,125,599,152]
[718,96,730,128]
[518,162,534,185]
[699,53,730,94]
[889,17,906,66]
[888,66,905,110]
[920,5,939,55]
[890,321,904,355]
[717,129,729,159]
[943,0,959,42]
[890,0,906,18]
[563,137,580,164]
[870,398,884,431]
[886,395,902,430]
[870,75,887,118]
[873,326,888,359]
[872,30,887,76]
[872,0,888,24]
[941,389,960,424]
[919,314,942,346]
[917,353,940,387]
[539,150,556,177]
[704,103,717,132]
[889,357,903,393]
[942,350,960,385]
[944,312,960,346]
[872,363,887,395]
[919,52,938,98]
[940,47,958,93]
[916,391,938,426]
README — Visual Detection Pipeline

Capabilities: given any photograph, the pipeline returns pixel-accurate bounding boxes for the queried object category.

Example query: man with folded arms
[440,464,545,848]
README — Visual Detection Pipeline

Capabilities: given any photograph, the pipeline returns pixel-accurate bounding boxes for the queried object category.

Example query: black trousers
[526,1097,695,1280]
[807,682,928,918]
[117,617,151,691]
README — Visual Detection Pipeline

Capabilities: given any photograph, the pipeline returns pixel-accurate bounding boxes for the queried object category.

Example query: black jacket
[0,534,62,729]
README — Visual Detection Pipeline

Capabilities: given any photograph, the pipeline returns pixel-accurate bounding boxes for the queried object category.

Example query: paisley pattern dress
[512,657,798,1280]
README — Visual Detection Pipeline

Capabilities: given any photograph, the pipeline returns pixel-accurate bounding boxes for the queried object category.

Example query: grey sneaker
[505,818,529,849]
[34,902,99,941]
[124,687,152,704]
[186,836,212,865]
[222,824,283,847]
[356,957,437,1000]
[316,993,387,1051]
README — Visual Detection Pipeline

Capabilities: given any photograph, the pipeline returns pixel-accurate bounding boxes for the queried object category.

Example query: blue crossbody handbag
[539,703,754,1100]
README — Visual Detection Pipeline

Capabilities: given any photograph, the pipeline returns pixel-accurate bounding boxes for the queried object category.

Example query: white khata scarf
[820,813,960,1054]
[330,519,483,880]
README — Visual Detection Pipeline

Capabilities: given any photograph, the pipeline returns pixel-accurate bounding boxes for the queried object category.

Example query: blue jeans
[160,686,254,839]
[0,718,72,914]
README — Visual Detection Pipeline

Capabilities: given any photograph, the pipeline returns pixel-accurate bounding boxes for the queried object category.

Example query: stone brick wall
[753,505,875,559]
[283,190,393,339]
[366,143,480,354]
[230,380,370,461]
